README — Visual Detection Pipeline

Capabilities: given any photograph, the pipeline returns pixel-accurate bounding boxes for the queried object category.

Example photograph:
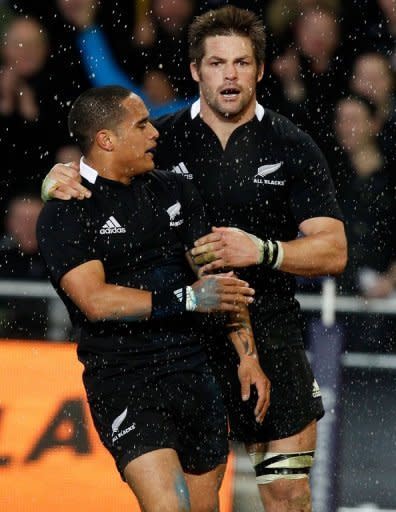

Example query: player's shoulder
[38,198,88,229]
[154,106,192,132]
[263,108,314,146]
[147,169,185,190]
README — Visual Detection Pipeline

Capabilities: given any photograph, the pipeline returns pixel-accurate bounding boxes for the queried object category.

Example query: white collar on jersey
[190,99,265,121]
[80,157,98,184]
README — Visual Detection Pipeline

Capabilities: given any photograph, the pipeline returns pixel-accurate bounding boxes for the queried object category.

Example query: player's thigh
[185,463,226,512]
[124,447,190,512]
[267,418,317,452]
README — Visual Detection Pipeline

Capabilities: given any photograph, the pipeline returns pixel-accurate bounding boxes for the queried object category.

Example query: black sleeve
[37,201,100,285]
[288,131,344,226]
[173,174,211,251]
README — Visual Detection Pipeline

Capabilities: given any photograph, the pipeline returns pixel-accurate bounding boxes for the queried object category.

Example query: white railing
[0,278,395,345]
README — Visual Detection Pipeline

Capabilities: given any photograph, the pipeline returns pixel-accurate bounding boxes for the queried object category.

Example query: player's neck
[84,156,132,185]
[199,97,257,150]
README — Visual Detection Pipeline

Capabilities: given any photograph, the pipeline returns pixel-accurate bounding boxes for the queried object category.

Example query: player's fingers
[191,241,224,257]
[53,190,72,200]
[60,183,90,198]
[67,161,80,172]
[220,285,255,297]
[219,292,254,305]
[57,178,91,199]
[214,276,249,287]
[194,232,222,247]
[200,260,224,274]
[215,302,242,313]
[55,164,81,181]
[240,375,251,401]
[254,383,270,423]
[218,281,254,294]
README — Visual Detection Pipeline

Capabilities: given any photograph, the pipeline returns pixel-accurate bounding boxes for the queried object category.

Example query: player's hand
[238,356,270,423]
[191,272,255,313]
[41,162,91,201]
[191,227,262,273]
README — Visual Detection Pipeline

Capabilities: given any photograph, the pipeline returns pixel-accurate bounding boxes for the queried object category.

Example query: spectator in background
[0,16,71,221]
[0,195,45,280]
[349,52,396,163]
[0,194,47,338]
[333,95,396,349]
[270,6,347,157]
[49,0,193,116]
[366,0,396,65]
[132,0,197,99]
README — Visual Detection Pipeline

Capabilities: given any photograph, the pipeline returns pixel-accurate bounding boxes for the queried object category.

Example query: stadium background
[0,1,395,510]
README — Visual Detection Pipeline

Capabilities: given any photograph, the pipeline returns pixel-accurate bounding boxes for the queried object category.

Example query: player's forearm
[69,283,153,322]
[226,306,258,360]
[279,231,347,277]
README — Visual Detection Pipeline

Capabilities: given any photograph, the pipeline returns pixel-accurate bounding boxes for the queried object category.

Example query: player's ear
[257,62,264,83]
[96,130,114,152]
[190,61,200,83]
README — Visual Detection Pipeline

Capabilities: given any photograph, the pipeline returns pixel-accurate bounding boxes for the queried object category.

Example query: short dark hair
[343,94,378,118]
[68,86,132,154]
[188,6,266,68]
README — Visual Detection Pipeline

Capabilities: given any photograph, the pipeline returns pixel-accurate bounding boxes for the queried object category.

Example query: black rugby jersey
[37,161,210,373]
[154,100,343,341]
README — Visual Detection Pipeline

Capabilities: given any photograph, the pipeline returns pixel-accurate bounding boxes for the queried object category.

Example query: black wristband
[262,240,279,267]
[151,286,186,320]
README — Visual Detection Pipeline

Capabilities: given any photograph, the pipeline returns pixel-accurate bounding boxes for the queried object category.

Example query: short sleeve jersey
[37,163,210,372]
[154,101,343,342]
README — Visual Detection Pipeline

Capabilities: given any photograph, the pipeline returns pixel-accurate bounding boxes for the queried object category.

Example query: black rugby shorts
[84,363,229,478]
[208,342,324,443]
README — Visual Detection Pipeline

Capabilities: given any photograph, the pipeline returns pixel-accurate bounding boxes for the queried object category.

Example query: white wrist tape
[272,241,284,269]
[41,176,59,203]
[185,286,198,311]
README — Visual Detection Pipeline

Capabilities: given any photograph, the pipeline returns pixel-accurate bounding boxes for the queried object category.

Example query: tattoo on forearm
[236,328,254,356]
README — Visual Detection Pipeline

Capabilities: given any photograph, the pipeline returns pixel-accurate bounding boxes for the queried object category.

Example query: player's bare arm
[186,250,270,423]
[226,306,271,424]
[41,161,91,201]
[192,217,347,277]
[60,260,255,321]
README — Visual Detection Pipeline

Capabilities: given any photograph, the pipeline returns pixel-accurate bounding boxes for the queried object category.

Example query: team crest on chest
[167,201,184,227]
[253,162,285,186]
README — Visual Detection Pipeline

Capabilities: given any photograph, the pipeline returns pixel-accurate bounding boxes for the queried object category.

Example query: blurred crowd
[0,0,395,346]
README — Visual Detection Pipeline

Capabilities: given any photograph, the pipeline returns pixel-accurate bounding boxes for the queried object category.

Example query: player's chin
[144,154,155,169]
[218,102,244,118]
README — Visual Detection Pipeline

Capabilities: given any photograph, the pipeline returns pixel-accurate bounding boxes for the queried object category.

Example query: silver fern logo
[256,162,283,177]
[112,407,128,435]
[111,407,136,443]
[167,201,183,226]
[254,162,285,185]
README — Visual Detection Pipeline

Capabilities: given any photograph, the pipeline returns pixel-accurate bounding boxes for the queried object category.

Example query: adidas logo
[174,288,184,302]
[312,379,321,398]
[100,216,126,234]
[171,162,193,180]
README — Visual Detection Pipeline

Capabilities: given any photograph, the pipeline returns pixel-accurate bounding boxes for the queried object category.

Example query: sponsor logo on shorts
[171,162,193,180]
[111,407,136,443]
[100,216,126,234]
[312,379,321,398]
[167,201,184,227]
[253,162,285,186]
